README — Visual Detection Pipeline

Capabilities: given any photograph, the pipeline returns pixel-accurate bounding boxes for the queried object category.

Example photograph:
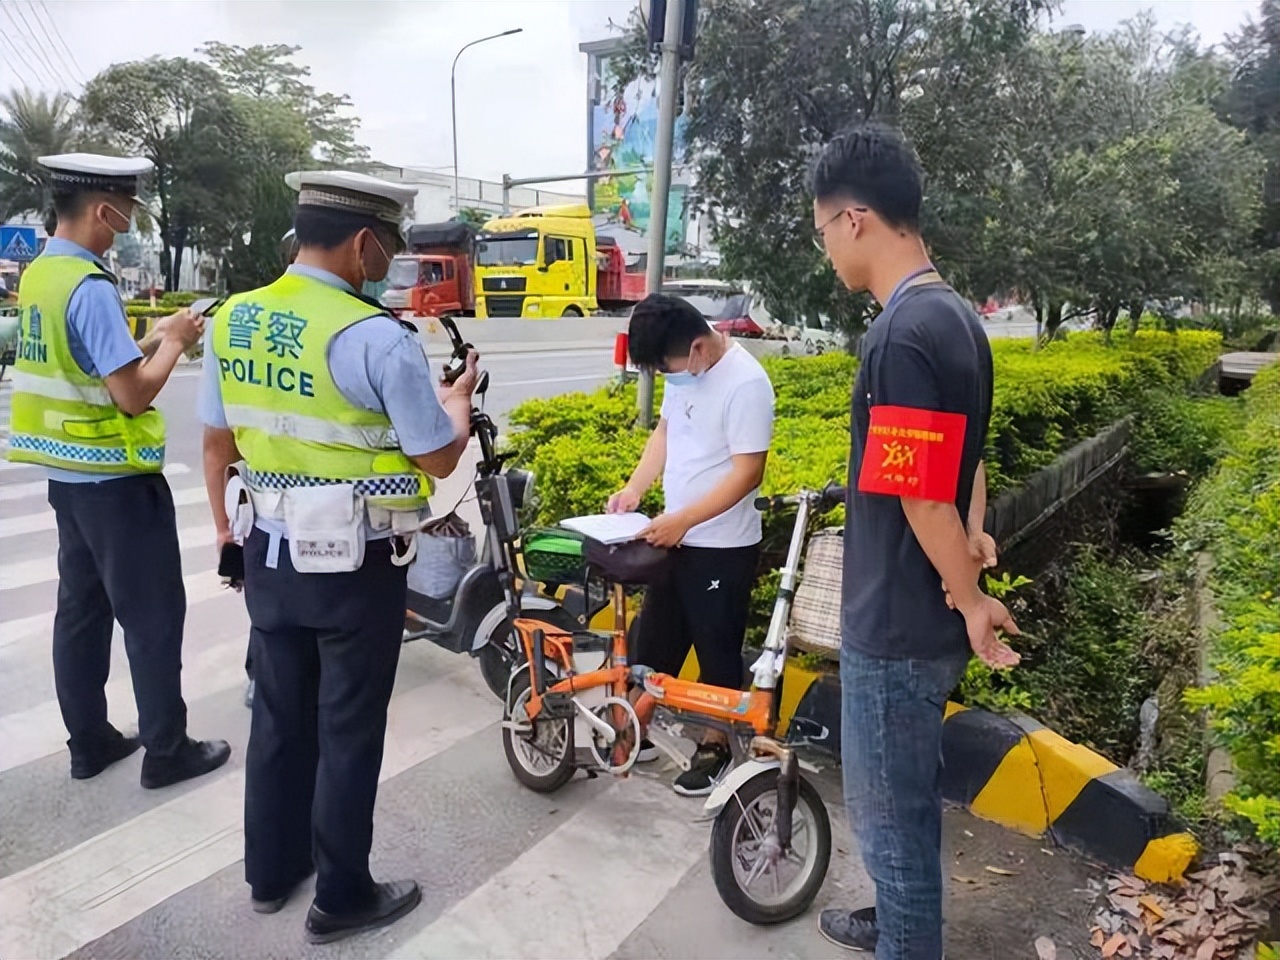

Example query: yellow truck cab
[474,204,597,319]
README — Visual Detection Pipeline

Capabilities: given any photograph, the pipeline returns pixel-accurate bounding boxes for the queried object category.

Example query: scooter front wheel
[709,769,831,925]
[502,671,575,793]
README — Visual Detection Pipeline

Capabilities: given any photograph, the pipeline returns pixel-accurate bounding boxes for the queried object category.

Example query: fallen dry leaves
[1086,851,1272,959]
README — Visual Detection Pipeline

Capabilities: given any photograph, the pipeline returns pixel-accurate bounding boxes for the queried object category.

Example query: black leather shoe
[140,738,232,789]
[304,880,422,944]
[70,730,141,780]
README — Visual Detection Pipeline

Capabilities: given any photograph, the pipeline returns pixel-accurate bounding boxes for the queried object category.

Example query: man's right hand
[443,349,480,399]
[606,486,641,514]
[153,308,204,349]
[962,595,1021,669]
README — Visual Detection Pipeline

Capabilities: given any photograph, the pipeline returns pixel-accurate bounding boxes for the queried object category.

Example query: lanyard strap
[883,267,944,312]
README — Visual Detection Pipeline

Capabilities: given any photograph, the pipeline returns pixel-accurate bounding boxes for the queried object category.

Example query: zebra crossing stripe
[398,779,710,959]
[0,663,497,960]
[0,485,211,539]
[0,462,191,502]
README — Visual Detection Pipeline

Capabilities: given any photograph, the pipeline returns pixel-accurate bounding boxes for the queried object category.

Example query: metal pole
[451,28,523,213]
[638,0,685,428]
[498,168,657,216]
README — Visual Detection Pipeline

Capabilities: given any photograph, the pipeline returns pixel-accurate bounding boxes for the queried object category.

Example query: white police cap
[38,153,153,201]
[285,170,416,227]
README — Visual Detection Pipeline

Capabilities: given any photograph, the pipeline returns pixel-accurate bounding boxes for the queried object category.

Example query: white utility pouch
[283,483,365,574]
[223,463,255,545]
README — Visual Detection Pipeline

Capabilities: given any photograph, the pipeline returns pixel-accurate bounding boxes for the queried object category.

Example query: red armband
[857,405,968,503]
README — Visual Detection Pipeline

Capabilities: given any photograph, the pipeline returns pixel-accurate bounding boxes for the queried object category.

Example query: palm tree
[0,88,81,227]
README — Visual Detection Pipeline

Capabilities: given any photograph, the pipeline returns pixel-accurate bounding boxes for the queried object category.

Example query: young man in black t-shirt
[811,124,1020,958]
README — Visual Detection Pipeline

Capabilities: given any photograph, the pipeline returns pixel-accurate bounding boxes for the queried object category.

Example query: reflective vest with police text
[6,255,165,474]
[213,273,433,511]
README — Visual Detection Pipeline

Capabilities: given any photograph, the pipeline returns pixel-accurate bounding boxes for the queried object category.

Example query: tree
[609,0,1052,335]
[81,58,250,290]
[1220,0,1280,311]
[0,89,81,230]
[215,97,313,291]
[198,42,369,165]
[197,43,372,290]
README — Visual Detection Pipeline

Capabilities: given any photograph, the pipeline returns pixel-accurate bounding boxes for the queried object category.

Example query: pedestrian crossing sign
[0,226,38,262]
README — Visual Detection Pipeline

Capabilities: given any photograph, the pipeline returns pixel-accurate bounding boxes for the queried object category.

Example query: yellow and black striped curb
[781,665,1198,884]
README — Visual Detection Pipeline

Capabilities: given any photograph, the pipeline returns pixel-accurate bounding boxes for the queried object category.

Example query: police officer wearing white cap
[200,170,479,942]
[6,153,231,788]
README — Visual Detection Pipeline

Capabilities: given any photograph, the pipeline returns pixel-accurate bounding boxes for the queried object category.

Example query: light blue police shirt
[38,238,144,484]
[197,264,457,540]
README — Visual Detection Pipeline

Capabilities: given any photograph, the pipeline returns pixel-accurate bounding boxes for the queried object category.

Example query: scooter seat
[584,538,672,587]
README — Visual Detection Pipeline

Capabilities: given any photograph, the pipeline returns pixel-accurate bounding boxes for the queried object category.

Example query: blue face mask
[663,370,696,386]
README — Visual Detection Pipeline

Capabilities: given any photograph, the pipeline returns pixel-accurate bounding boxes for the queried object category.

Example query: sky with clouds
[0,0,1264,187]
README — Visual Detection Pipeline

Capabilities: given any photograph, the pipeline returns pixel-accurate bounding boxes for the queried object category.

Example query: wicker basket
[788,527,844,658]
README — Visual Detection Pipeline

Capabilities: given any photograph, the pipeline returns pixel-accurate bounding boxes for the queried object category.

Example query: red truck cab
[382,221,476,318]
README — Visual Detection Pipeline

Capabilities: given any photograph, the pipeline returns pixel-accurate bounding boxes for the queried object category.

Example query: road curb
[783,671,1197,883]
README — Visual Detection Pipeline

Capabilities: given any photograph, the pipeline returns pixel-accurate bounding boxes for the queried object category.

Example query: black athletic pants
[631,543,760,689]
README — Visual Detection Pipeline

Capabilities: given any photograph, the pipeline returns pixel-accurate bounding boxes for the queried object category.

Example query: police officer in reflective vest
[200,170,478,942]
[242,228,303,712]
[7,153,231,788]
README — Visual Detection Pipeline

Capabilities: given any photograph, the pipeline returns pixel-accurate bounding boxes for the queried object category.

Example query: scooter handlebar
[753,483,847,513]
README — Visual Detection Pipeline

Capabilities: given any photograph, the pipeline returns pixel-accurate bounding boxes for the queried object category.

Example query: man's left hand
[970,531,998,570]
[639,512,691,548]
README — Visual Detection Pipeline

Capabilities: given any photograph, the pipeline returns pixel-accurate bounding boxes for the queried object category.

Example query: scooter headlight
[507,469,535,511]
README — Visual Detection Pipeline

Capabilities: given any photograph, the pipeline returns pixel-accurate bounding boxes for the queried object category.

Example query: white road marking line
[503,373,612,388]
[0,522,216,592]
[0,618,250,774]
[0,662,496,960]
[0,462,191,503]
[0,569,226,651]
[399,779,710,959]
[0,485,210,539]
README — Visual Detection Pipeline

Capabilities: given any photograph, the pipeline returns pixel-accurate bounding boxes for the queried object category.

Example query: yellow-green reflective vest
[213,273,433,511]
[6,255,164,474]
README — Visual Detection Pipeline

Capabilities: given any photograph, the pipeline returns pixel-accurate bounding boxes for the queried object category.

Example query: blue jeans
[840,645,969,960]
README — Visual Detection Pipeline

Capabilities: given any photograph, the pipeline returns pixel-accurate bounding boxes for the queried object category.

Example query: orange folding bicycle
[500,485,845,924]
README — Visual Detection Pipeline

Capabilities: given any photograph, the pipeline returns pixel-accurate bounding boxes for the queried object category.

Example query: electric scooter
[402,318,584,698]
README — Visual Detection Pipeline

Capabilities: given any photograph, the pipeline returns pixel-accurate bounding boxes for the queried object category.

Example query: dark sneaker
[637,738,659,763]
[305,880,422,944]
[141,738,232,790]
[70,729,141,780]
[819,906,878,953]
[672,743,731,797]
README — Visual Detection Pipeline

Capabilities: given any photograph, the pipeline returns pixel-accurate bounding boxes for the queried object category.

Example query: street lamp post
[451,28,523,212]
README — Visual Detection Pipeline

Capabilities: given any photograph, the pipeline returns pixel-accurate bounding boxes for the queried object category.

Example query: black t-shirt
[842,283,994,660]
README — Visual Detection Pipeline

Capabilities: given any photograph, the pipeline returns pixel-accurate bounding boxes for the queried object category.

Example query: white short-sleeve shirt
[660,342,776,548]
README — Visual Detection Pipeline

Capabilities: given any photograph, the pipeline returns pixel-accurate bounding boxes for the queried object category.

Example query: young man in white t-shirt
[607,293,776,795]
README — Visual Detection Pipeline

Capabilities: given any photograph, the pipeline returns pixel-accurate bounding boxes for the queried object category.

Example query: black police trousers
[241,527,407,913]
[48,475,189,756]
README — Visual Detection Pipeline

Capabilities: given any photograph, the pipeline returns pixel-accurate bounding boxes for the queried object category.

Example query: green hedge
[126,291,207,308]
[508,331,1224,526]
[1182,362,1280,846]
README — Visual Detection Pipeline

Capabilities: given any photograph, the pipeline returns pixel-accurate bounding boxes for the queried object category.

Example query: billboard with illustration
[586,41,689,256]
